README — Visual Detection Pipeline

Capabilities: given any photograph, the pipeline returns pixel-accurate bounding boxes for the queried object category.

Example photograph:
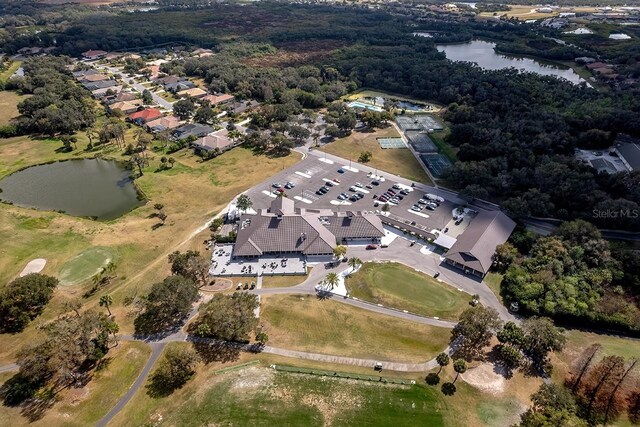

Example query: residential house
[614,134,640,172]
[92,85,123,99]
[586,62,612,71]
[443,210,516,277]
[80,73,110,83]
[82,50,108,60]
[172,123,214,140]
[165,80,197,93]
[128,108,163,125]
[17,47,42,56]
[202,93,235,106]
[146,115,182,133]
[110,100,143,114]
[177,87,207,98]
[191,132,235,153]
[83,79,117,91]
[104,91,139,105]
[191,48,214,58]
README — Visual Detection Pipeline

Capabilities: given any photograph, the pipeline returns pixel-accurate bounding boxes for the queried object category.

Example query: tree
[0,274,58,333]
[148,346,199,397]
[451,306,502,360]
[142,89,153,105]
[453,359,467,383]
[194,106,216,125]
[168,157,175,168]
[134,275,199,335]
[236,194,253,214]
[189,292,259,342]
[333,245,347,259]
[497,321,525,347]
[498,344,522,372]
[336,113,356,134]
[325,125,341,139]
[168,251,210,287]
[99,295,113,316]
[16,309,116,391]
[347,257,362,271]
[436,352,450,374]
[518,384,585,427]
[288,125,311,144]
[521,317,566,374]
[173,98,196,120]
[494,242,517,272]
[358,151,372,163]
[130,152,148,176]
[323,272,340,290]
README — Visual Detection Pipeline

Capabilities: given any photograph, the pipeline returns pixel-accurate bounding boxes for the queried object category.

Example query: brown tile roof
[202,94,234,105]
[146,115,182,130]
[444,210,516,275]
[178,87,207,98]
[323,212,385,240]
[110,100,142,113]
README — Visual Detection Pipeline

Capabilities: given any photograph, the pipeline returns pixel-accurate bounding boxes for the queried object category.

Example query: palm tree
[453,359,467,383]
[347,257,362,271]
[168,157,175,168]
[436,352,450,374]
[99,294,113,316]
[323,272,340,290]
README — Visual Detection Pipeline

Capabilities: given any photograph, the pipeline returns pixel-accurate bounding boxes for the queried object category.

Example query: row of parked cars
[411,193,445,213]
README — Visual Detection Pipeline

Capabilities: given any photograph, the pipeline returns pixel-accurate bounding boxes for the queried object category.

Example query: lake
[0,158,144,220]
[436,40,586,84]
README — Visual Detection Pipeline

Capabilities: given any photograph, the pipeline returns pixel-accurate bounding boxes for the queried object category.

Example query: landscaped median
[346,262,471,321]
[259,294,451,364]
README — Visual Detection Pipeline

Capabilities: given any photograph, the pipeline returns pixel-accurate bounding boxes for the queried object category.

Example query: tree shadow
[151,222,164,231]
[188,339,242,364]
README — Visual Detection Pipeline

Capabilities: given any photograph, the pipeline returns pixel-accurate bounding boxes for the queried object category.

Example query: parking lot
[243,155,462,235]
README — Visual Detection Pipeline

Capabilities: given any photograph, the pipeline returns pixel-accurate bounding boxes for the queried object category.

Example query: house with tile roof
[128,108,163,125]
[233,198,384,259]
[146,115,182,133]
[443,210,516,277]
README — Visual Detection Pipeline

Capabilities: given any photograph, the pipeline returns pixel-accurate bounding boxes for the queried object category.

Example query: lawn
[322,127,432,184]
[58,246,118,286]
[346,262,470,320]
[0,90,24,125]
[0,61,21,83]
[0,341,150,426]
[110,345,446,427]
[260,294,451,363]
[484,272,504,305]
[261,271,309,288]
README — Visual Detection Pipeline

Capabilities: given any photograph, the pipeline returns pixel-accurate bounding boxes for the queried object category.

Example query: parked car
[366,244,378,250]
[411,205,421,212]
[387,189,396,195]
[365,184,373,189]
[425,204,435,210]
[392,184,402,190]
[356,193,364,199]
[455,218,463,225]
[390,197,400,204]
[337,168,345,173]
[325,181,334,187]
[337,194,347,200]
[355,182,364,188]
[349,186,358,192]
[316,190,323,195]
[333,178,341,183]
[418,198,428,205]
[349,195,358,202]
[371,180,380,186]
[399,189,410,195]
[284,181,295,189]
[272,182,282,188]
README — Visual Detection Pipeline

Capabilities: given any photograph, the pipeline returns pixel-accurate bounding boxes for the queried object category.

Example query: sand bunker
[19,258,47,276]
[460,362,506,395]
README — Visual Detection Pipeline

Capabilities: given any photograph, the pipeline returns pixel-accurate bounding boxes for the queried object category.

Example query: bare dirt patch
[460,362,507,395]
[230,366,275,391]
[243,40,347,68]
[200,278,233,292]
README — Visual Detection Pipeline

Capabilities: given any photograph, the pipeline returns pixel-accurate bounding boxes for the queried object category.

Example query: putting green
[346,262,470,320]
[58,246,117,286]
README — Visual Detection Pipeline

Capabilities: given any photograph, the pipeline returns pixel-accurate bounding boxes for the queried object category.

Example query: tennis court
[396,115,444,132]
[377,137,406,149]
[420,153,453,178]
[406,131,437,153]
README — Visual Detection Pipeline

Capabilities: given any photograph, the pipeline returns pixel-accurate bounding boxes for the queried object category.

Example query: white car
[349,186,358,192]
[355,182,364,188]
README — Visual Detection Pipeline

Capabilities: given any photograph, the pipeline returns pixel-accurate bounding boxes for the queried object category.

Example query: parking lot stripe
[330,200,353,206]
[295,171,312,178]
[341,165,359,173]
[261,190,278,198]
[293,196,313,204]
[355,188,370,194]
[408,209,431,219]
[318,158,334,165]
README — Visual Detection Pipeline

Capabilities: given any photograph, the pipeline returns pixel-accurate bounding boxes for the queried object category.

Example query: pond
[436,39,586,84]
[0,158,144,220]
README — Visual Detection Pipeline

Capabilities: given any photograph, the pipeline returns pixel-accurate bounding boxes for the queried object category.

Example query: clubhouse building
[233,197,385,259]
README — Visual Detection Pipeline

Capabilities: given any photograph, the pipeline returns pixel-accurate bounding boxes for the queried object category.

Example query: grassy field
[0,341,150,426]
[484,272,504,305]
[0,91,23,125]
[260,294,450,363]
[0,62,21,84]
[261,272,308,288]
[322,127,432,184]
[346,262,470,320]
[58,246,118,286]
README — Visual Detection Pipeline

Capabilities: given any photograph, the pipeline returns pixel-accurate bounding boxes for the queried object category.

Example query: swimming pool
[347,101,384,112]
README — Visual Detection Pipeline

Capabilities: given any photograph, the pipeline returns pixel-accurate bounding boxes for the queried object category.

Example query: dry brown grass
[0,91,24,125]
[322,126,432,184]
